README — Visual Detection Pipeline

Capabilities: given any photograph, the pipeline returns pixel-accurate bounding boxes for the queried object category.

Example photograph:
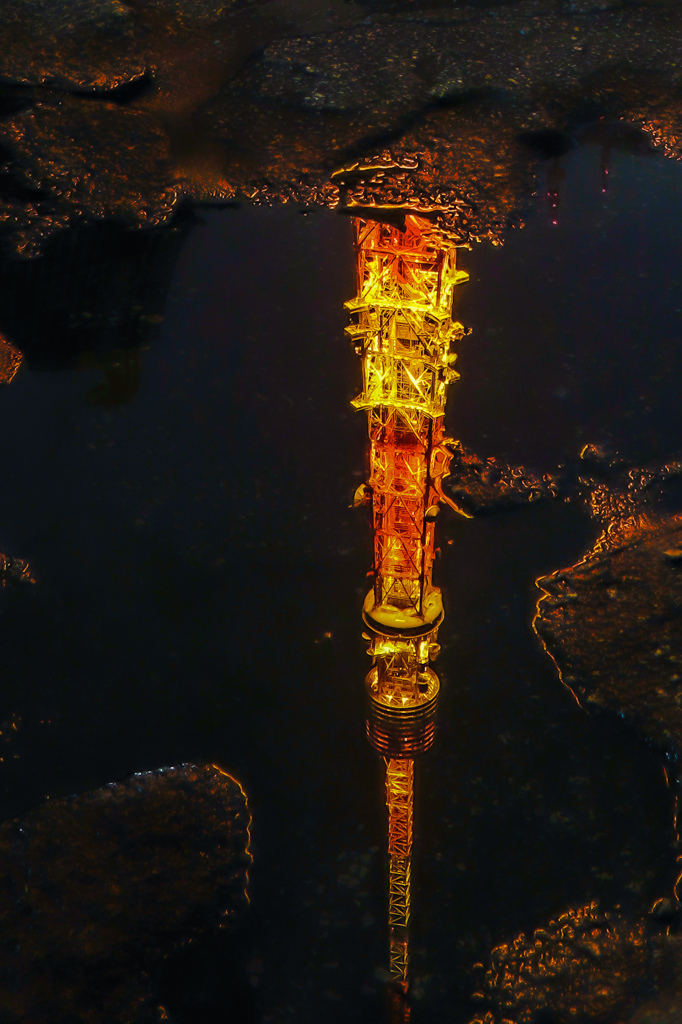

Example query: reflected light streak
[347,214,468,1018]
[211,764,253,907]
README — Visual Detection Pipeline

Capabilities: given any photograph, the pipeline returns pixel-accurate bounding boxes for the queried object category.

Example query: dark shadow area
[0,210,196,372]
[0,85,33,118]
[518,129,575,159]
[158,917,259,1024]
[0,764,250,1024]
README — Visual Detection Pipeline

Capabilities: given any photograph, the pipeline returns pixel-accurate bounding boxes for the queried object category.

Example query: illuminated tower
[347,215,468,1015]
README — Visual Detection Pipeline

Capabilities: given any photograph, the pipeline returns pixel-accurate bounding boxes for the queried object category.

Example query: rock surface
[469,902,682,1024]
[128,0,237,23]
[0,336,23,384]
[468,903,657,1024]
[0,763,251,1023]
[196,1,682,237]
[0,0,144,91]
[0,0,680,252]
[0,95,178,257]
[535,513,682,750]
[444,443,558,515]
[234,7,682,114]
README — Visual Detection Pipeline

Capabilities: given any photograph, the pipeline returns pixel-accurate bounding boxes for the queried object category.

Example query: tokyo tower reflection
[346,214,469,1019]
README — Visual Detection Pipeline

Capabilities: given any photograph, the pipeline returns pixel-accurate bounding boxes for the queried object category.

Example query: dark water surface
[0,138,681,1022]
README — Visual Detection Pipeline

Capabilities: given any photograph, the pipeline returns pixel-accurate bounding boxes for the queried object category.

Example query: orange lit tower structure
[347,215,468,1010]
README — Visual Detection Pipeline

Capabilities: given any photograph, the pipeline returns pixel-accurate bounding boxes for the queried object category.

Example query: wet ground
[1,0,682,253]
[1,3,682,1023]
[0,764,250,1023]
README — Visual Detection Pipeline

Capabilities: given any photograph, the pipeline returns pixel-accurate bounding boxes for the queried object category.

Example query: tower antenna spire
[347,213,469,1017]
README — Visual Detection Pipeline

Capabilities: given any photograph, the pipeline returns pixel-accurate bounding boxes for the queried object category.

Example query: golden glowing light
[349,214,468,1001]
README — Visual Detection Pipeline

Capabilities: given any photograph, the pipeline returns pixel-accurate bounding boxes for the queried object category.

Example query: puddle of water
[0,138,680,1022]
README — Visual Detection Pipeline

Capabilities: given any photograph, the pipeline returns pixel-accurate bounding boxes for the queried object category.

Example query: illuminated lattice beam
[346,218,467,422]
[386,758,413,861]
[390,934,409,988]
[386,756,414,990]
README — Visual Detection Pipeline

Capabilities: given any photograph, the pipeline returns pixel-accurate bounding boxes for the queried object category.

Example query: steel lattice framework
[386,757,413,926]
[347,217,468,421]
[348,214,468,1012]
[386,756,414,1012]
[347,218,467,637]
